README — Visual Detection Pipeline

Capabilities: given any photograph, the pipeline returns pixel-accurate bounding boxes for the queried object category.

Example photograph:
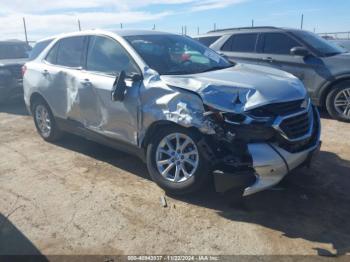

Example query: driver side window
[262,33,300,55]
[86,36,139,76]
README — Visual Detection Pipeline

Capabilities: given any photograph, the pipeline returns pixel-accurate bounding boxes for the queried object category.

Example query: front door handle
[262,57,274,63]
[42,69,49,76]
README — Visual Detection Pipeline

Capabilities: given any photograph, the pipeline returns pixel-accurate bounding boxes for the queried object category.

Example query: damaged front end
[200,97,321,196]
[141,65,321,196]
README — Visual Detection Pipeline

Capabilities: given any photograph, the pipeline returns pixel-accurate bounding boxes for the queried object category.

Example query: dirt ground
[0,100,349,257]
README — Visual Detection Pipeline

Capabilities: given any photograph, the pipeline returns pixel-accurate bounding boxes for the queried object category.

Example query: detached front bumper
[212,100,321,196]
[243,104,321,196]
[243,141,321,196]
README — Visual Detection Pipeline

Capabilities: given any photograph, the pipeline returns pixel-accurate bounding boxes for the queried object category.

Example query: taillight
[22,65,27,77]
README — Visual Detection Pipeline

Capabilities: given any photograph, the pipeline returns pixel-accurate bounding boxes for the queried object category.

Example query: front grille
[277,107,319,153]
[279,111,311,140]
[7,65,23,79]
[249,100,304,117]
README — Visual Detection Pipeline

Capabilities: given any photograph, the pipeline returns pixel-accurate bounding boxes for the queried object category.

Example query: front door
[78,35,142,145]
[257,32,321,92]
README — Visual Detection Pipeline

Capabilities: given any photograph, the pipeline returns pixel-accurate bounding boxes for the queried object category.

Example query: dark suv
[0,40,31,103]
[195,27,350,122]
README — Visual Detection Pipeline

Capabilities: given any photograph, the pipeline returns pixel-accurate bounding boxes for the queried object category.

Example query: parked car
[330,39,350,52]
[23,30,321,196]
[195,27,350,122]
[0,40,31,103]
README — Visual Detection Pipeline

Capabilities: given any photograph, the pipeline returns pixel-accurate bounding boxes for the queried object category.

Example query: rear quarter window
[45,43,59,64]
[196,36,221,47]
[30,39,53,60]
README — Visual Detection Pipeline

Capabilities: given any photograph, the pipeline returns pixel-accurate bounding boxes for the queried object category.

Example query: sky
[1,0,350,42]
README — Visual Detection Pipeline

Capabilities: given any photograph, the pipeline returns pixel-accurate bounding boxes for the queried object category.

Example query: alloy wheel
[35,105,52,138]
[155,133,199,183]
[334,87,350,119]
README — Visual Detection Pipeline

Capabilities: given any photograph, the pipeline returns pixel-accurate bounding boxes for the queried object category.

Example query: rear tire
[326,82,350,122]
[146,126,210,195]
[32,99,62,142]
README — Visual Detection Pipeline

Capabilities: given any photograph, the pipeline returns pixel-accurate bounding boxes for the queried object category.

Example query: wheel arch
[29,92,49,114]
[141,120,202,150]
[319,75,350,108]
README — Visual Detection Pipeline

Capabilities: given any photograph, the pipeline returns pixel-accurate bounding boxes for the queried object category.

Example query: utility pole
[120,23,123,29]
[78,19,81,31]
[252,19,254,27]
[152,24,156,30]
[197,26,200,35]
[300,14,304,30]
[213,23,217,31]
[184,26,187,35]
[22,17,28,44]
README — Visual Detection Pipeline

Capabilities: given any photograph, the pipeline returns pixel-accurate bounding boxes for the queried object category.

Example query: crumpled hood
[160,63,307,113]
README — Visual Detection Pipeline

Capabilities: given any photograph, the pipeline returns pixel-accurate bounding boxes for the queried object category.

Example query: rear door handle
[42,69,49,76]
[262,57,274,63]
[81,79,92,87]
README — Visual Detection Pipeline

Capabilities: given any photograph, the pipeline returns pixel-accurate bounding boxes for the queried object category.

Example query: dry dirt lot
[0,100,350,257]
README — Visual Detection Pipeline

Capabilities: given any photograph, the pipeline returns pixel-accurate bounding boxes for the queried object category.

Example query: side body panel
[78,71,141,145]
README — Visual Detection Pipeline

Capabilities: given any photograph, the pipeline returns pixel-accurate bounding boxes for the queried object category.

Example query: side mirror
[290,46,310,57]
[111,71,143,102]
[112,71,127,102]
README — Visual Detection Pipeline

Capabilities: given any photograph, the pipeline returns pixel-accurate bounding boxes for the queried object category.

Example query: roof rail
[208,26,279,33]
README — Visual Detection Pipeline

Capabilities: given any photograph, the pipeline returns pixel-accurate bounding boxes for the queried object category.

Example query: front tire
[32,100,62,142]
[326,82,350,122]
[146,126,210,195]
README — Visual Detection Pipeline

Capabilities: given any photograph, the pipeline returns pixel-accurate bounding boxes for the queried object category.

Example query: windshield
[0,43,30,59]
[29,39,53,60]
[124,34,232,75]
[331,40,350,52]
[294,31,346,56]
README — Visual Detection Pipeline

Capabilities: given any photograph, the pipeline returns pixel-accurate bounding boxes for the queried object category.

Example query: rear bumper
[243,141,321,196]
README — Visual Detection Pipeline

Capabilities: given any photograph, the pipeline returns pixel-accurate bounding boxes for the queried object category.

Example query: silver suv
[195,27,350,122]
[23,30,321,196]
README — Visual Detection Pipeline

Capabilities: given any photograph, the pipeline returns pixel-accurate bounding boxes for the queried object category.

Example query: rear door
[79,35,142,145]
[40,36,87,122]
[219,33,261,65]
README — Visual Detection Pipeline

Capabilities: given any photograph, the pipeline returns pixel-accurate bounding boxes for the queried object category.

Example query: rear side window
[56,36,86,67]
[86,36,139,75]
[222,33,258,52]
[262,33,299,55]
[196,36,220,47]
